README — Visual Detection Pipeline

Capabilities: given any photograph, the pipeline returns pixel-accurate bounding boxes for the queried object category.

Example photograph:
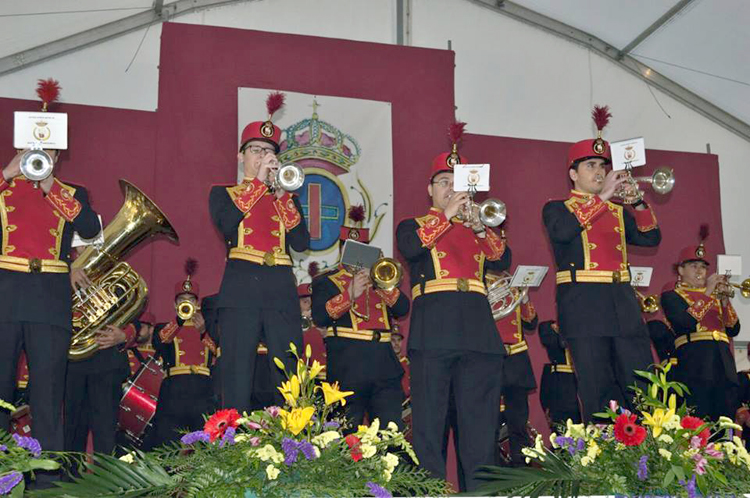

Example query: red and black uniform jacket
[661,284,740,385]
[209,178,309,311]
[311,265,409,384]
[0,176,99,329]
[542,190,660,338]
[153,317,218,380]
[496,301,538,391]
[396,207,511,353]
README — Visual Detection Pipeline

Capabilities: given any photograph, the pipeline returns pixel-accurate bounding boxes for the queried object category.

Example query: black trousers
[501,387,530,466]
[566,336,653,421]
[217,308,303,413]
[410,349,503,492]
[340,377,404,433]
[684,379,738,422]
[64,366,123,454]
[549,408,582,428]
[146,375,215,449]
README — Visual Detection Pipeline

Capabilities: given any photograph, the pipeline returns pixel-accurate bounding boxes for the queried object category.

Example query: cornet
[176,299,199,321]
[370,257,403,291]
[614,166,675,204]
[453,189,507,228]
[20,147,54,187]
[715,277,750,300]
[267,163,304,193]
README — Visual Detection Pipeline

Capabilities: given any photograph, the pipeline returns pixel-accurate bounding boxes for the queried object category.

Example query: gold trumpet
[177,299,199,321]
[715,278,750,300]
[370,257,403,291]
[635,290,660,313]
[615,167,675,204]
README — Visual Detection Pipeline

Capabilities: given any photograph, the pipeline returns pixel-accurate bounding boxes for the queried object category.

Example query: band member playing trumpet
[209,92,309,414]
[538,320,582,428]
[661,227,740,422]
[542,106,661,421]
[396,121,510,491]
[312,226,409,431]
[0,80,100,487]
[488,269,537,467]
[147,260,218,448]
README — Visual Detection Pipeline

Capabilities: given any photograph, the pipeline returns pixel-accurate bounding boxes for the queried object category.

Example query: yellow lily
[642,407,676,438]
[296,358,308,382]
[273,357,286,372]
[309,360,325,380]
[305,343,312,359]
[278,406,315,436]
[277,375,301,407]
[320,381,354,406]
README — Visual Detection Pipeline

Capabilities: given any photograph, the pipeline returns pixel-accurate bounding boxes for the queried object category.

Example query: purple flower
[575,438,585,452]
[13,433,41,457]
[679,473,698,498]
[637,455,648,481]
[0,471,23,494]
[220,427,236,447]
[323,421,340,429]
[299,440,318,460]
[282,437,300,466]
[554,436,573,448]
[180,431,211,445]
[0,444,6,452]
[366,481,392,498]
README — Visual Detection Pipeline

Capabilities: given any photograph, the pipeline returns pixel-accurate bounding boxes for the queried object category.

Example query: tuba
[486,271,528,320]
[69,180,179,360]
[370,257,403,291]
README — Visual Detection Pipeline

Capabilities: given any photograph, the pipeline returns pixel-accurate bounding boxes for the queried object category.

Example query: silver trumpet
[269,163,305,193]
[614,166,675,204]
[454,190,507,228]
[20,147,54,187]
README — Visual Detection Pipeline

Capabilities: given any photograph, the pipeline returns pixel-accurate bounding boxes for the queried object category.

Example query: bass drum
[118,357,165,445]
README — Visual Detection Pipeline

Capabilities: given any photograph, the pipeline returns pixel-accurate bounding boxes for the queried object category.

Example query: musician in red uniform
[0,81,100,487]
[542,106,661,421]
[147,260,218,448]
[396,122,511,491]
[661,229,740,421]
[209,92,309,414]
[125,312,157,377]
[488,270,538,467]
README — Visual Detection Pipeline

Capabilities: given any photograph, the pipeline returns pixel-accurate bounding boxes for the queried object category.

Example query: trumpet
[176,299,199,321]
[302,315,313,331]
[20,147,54,187]
[635,290,660,313]
[454,191,507,228]
[715,278,750,300]
[370,257,403,291]
[614,166,675,204]
[267,163,304,193]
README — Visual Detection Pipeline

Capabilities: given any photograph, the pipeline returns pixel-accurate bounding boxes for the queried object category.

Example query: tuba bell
[69,180,179,360]
[370,257,403,291]
[269,163,305,193]
[20,147,54,186]
[486,271,528,320]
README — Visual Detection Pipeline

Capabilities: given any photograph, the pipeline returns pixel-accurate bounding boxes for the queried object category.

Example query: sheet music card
[610,137,646,171]
[718,255,742,277]
[454,164,490,192]
[14,111,68,150]
[509,265,548,287]
[341,240,381,270]
[630,266,653,287]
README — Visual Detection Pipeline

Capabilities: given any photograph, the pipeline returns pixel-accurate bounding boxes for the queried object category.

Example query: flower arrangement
[475,363,750,497]
[36,344,448,498]
[0,400,60,497]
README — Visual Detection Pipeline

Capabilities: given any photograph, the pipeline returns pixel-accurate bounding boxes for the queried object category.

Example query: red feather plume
[348,204,366,223]
[266,92,286,117]
[448,121,467,144]
[184,257,198,277]
[699,224,709,242]
[36,78,61,108]
[591,105,612,131]
[308,261,320,279]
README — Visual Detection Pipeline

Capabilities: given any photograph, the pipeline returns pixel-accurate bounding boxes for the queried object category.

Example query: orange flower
[204,409,240,442]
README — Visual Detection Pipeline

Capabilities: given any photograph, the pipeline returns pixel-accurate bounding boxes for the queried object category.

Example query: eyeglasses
[243,145,276,156]
[431,179,454,189]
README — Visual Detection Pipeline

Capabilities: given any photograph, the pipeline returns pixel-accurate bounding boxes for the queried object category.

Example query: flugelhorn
[370,257,403,291]
[268,163,304,193]
[615,167,675,204]
[715,278,750,300]
[20,147,54,187]
[177,299,199,321]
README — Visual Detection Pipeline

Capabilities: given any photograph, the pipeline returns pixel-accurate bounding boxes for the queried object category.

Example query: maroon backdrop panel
[0,98,160,301]
[462,132,725,436]
[152,23,456,315]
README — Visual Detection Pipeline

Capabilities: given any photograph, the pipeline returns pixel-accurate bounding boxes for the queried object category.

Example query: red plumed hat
[240,91,286,153]
[175,258,200,298]
[677,224,711,266]
[430,121,468,180]
[567,105,612,167]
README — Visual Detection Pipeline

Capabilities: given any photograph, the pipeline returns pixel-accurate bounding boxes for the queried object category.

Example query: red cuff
[687,298,713,321]
[572,196,607,226]
[724,301,739,327]
[480,229,506,261]
[228,178,268,213]
[273,194,302,230]
[376,288,400,307]
[521,301,536,323]
[633,205,658,232]
[159,321,180,343]
[417,212,452,248]
[325,292,352,320]
[45,180,82,222]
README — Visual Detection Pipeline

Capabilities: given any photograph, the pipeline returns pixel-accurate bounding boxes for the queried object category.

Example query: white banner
[238,89,393,286]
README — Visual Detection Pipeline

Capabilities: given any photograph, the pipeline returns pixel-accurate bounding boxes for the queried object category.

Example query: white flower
[313,446,321,459]
[659,448,672,461]
[387,421,399,432]
[265,464,280,480]
[549,432,559,448]
[361,443,377,459]
[719,416,743,431]
[580,456,592,467]
[564,419,586,439]
[312,431,341,448]
[254,444,284,464]
[658,434,674,444]
[383,469,393,482]
[359,419,381,444]
[663,414,681,431]
[382,452,399,472]
[235,434,249,443]
[119,452,135,463]
[236,417,249,426]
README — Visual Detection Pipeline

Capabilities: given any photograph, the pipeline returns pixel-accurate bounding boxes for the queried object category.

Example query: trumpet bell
[20,149,54,182]
[478,198,507,227]
[370,257,403,291]
[177,300,197,321]
[276,163,305,192]
[642,295,660,313]
[650,167,675,195]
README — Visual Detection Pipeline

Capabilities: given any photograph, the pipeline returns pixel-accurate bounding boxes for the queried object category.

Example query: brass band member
[489,269,538,467]
[209,92,309,413]
[538,320,582,428]
[312,227,409,432]
[660,226,740,422]
[0,80,100,488]
[542,106,661,421]
[396,122,510,491]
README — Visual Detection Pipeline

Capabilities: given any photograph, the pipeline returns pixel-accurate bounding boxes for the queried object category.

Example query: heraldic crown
[278,103,362,173]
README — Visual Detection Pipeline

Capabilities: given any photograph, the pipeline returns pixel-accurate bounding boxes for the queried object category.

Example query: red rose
[203,409,241,442]
[681,416,710,447]
[614,413,647,446]
[345,434,363,462]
